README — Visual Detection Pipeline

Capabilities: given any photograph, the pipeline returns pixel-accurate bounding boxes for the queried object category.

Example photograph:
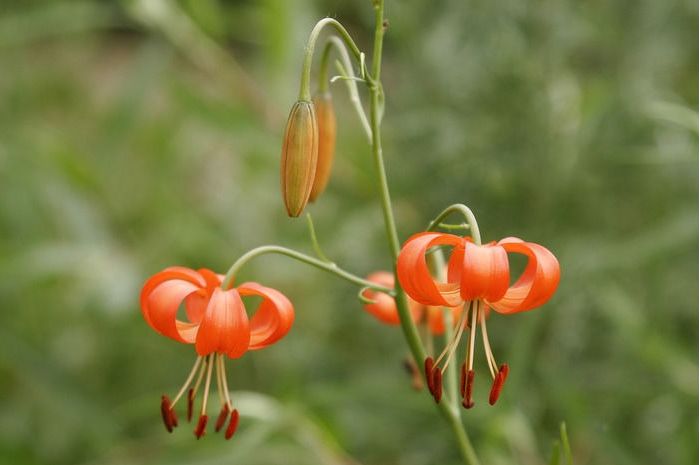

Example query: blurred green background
[0,0,697,464]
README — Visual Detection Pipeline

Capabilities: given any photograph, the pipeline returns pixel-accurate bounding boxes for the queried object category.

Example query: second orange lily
[396,232,560,408]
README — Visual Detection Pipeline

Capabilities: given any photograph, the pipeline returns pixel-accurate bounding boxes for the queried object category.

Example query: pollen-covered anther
[489,364,509,405]
[462,370,475,409]
[194,414,209,439]
[215,404,231,432]
[225,409,240,440]
[160,395,175,432]
[424,357,435,393]
[431,368,443,403]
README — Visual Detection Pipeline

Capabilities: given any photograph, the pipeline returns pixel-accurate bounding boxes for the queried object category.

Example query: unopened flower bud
[280,100,318,217]
[309,92,336,202]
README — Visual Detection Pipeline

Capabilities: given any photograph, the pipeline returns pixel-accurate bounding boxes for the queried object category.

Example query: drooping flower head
[397,233,560,407]
[141,266,294,439]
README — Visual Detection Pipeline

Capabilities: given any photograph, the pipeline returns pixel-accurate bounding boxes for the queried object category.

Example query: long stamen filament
[440,309,469,374]
[218,354,233,410]
[479,303,498,379]
[467,301,478,371]
[171,356,203,406]
[215,354,225,406]
[200,355,215,416]
[434,306,470,366]
[191,355,208,396]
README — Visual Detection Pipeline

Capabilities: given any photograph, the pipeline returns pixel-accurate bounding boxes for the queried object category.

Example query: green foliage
[0,0,696,464]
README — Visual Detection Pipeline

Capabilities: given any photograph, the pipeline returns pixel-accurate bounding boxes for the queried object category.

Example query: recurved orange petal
[141,267,207,343]
[397,232,463,307]
[195,288,250,358]
[489,238,560,314]
[238,282,295,350]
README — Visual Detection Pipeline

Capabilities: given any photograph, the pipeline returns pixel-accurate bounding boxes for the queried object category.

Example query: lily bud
[280,100,318,217]
[309,92,336,202]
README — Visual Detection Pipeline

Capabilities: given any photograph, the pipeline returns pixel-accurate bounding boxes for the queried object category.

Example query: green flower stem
[318,36,372,140]
[221,245,393,294]
[367,2,481,464]
[299,18,364,102]
[427,204,482,245]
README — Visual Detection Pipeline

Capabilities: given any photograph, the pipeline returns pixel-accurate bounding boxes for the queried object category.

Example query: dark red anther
[424,357,435,392]
[489,364,509,405]
[499,363,509,382]
[462,370,475,409]
[215,404,231,432]
[160,395,174,433]
[187,388,194,422]
[224,409,240,440]
[431,368,443,403]
[169,405,179,428]
[459,362,467,396]
[489,373,505,405]
[194,414,208,439]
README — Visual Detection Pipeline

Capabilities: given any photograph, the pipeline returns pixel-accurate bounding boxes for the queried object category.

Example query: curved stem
[221,245,393,294]
[299,18,364,101]
[367,2,481,464]
[426,204,482,245]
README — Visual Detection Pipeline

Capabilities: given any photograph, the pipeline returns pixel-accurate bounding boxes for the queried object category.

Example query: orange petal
[397,232,464,307]
[459,241,510,302]
[141,267,208,343]
[238,282,295,350]
[489,238,560,314]
[144,280,200,343]
[195,288,250,357]
[362,271,423,325]
[363,271,400,324]
[141,267,206,326]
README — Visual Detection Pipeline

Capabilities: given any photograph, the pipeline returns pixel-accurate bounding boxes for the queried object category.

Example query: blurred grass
[0,0,697,464]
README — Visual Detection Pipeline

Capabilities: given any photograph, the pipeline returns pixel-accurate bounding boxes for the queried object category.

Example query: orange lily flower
[140,266,294,439]
[397,232,560,407]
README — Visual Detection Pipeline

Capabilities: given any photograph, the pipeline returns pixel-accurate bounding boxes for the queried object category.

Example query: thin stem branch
[299,18,365,101]
[426,204,482,245]
[221,245,393,294]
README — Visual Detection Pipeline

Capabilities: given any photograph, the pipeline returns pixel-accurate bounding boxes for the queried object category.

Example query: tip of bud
[225,409,240,440]
[194,415,209,439]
